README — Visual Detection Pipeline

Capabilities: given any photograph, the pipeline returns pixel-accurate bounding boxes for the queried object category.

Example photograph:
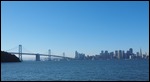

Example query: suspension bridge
[4,45,74,61]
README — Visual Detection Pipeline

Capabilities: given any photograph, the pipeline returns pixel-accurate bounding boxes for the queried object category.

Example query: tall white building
[140,48,143,58]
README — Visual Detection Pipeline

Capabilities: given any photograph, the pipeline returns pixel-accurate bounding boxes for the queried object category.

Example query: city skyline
[1,1,149,58]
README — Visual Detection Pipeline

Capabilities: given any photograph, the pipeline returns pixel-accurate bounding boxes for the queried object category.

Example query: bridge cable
[5,45,18,52]
[22,46,33,53]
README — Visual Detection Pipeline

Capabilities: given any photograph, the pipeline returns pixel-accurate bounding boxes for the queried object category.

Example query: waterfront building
[129,48,133,54]
[105,50,109,59]
[125,48,134,59]
[75,51,79,59]
[129,55,132,59]
[119,50,123,59]
[126,51,130,59]
[100,50,104,56]
[100,50,104,59]
[75,51,85,60]
[109,52,114,59]
[140,48,143,58]
[122,50,126,59]
[136,52,140,56]
[115,50,119,59]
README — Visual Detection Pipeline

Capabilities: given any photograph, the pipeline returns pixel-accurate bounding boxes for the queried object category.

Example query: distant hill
[1,51,21,62]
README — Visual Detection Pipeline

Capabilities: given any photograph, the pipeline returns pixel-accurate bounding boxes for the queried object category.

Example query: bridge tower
[63,52,65,60]
[48,49,51,61]
[19,45,22,61]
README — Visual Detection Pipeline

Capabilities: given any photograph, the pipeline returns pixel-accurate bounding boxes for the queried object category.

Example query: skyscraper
[122,50,126,59]
[109,52,114,59]
[115,50,119,59]
[100,50,104,56]
[126,51,130,59]
[129,48,133,55]
[75,51,79,59]
[140,48,143,58]
[119,50,123,59]
[105,50,109,59]
[75,51,85,60]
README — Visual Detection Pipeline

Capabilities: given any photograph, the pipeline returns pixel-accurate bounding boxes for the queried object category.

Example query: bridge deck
[8,52,73,59]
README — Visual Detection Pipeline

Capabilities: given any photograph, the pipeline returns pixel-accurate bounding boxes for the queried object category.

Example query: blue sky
[1,1,149,59]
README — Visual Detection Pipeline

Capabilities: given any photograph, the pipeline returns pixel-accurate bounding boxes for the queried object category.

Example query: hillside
[1,51,21,62]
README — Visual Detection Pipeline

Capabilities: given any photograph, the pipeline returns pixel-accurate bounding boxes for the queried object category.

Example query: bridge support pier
[48,49,51,61]
[36,54,40,61]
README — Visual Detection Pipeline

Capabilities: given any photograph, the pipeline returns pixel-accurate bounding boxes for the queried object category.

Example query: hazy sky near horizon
[1,1,149,59]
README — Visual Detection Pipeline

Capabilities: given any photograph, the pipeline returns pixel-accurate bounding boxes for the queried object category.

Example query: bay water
[1,60,149,81]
